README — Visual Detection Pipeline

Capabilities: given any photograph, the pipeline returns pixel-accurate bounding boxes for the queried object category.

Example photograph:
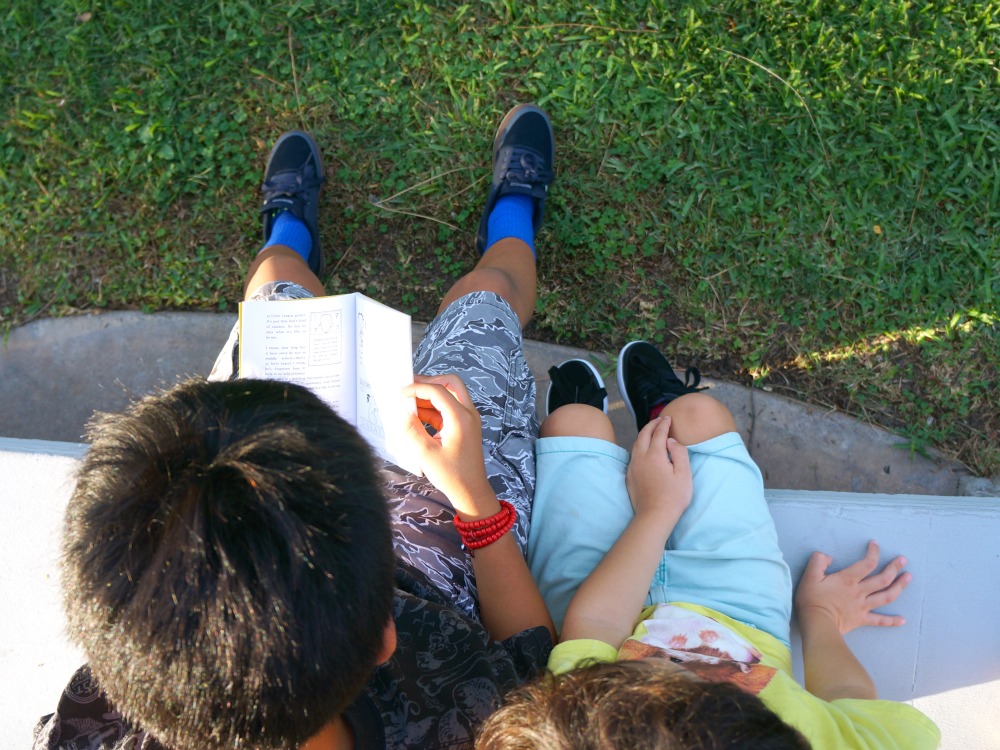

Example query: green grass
[2,0,998,476]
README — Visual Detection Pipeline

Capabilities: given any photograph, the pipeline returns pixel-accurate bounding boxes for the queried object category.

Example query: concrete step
[0,312,982,496]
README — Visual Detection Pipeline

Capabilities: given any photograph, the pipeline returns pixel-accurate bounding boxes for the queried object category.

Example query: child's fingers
[864,539,883,564]
[440,377,475,410]
[414,373,474,409]
[666,438,690,475]
[404,382,465,425]
[405,389,445,430]
[866,611,907,628]
[651,415,672,445]
[868,570,912,609]
[842,540,882,580]
[802,550,833,582]
[643,416,673,456]
[632,415,661,453]
[634,415,672,455]
[863,554,909,593]
[401,412,437,454]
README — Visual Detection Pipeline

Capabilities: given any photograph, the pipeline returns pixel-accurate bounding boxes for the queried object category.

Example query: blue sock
[486,194,535,256]
[260,210,312,264]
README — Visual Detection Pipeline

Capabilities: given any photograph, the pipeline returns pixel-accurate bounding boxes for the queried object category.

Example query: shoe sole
[616,340,646,427]
[546,358,608,417]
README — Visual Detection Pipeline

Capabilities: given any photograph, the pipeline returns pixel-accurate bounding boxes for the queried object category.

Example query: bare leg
[541,393,736,447]
[243,245,325,299]
[540,404,616,442]
[436,238,537,326]
[246,232,537,319]
[245,226,535,322]
[658,392,738,445]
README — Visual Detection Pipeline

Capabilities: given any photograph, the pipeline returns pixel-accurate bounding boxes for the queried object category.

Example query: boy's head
[476,661,810,750]
[62,378,395,750]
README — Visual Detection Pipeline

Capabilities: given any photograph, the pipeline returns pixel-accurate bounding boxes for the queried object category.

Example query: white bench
[2,438,997,749]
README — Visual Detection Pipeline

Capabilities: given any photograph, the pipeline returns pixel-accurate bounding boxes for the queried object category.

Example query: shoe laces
[632,354,705,408]
[548,365,607,409]
[500,146,553,186]
[261,165,324,202]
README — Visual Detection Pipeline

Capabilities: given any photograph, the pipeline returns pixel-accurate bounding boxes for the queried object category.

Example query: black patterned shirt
[33,471,552,750]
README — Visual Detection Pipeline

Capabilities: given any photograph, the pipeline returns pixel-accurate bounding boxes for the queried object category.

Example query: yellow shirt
[550,602,940,750]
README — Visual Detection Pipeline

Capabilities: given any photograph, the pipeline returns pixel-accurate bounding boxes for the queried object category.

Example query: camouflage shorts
[413,290,537,542]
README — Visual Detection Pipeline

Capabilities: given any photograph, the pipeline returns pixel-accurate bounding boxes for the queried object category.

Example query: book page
[239,295,357,424]
[355,294,419,474]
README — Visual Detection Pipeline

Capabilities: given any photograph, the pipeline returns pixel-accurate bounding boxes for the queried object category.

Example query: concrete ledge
[1,440,997,748]
[0,443,87,745]
[0,312,237,443]
[768,489,1000,749]
[525,339,973,497]
[0,312,975,496]
[0,437,89,459]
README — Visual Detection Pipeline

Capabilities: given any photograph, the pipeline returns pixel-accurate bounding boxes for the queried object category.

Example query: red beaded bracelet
[454,500,516,556]
[453,500,514,533]
[453,500,514,531]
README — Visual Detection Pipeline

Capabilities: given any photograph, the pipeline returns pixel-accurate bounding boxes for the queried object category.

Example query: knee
[464,267,518,301]
[540,404,616,441]
[660,392,737,443]
[439,268,516,311]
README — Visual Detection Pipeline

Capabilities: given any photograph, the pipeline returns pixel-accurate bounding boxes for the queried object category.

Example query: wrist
[450,486,501,519]
[453,499,517,556]
[633,501,685,524]
[796,604,842,633]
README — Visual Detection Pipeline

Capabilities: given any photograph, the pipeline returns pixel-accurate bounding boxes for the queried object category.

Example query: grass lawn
[2,1,998,476]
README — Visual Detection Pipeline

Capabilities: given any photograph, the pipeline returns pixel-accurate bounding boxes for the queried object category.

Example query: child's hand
[404,374,555,643]
[626,415,692,520]
[794,540,911,635]
[400,374,496,516]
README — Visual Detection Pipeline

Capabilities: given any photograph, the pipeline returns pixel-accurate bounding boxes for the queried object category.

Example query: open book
[238,293,420,475]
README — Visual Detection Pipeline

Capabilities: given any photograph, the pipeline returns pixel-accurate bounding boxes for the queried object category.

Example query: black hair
[62,378,395,749]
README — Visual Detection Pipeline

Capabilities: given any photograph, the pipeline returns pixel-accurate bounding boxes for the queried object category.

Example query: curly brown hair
[476,660,810,750]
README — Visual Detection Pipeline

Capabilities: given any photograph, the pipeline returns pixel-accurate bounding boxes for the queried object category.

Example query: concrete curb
[0,311,976,495]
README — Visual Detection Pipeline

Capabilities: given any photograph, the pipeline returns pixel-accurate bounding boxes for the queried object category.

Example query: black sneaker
[475,103,555,255]
[260,130,325,275]
[617,341,706,430]
[546,359,608,416]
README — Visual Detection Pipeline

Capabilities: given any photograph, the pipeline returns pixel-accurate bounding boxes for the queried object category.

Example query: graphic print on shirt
[618,604,778,694]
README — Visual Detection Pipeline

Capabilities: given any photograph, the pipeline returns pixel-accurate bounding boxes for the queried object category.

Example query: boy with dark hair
[477,346,940,749]
[35,104,557,750]
[61,379,397,749]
